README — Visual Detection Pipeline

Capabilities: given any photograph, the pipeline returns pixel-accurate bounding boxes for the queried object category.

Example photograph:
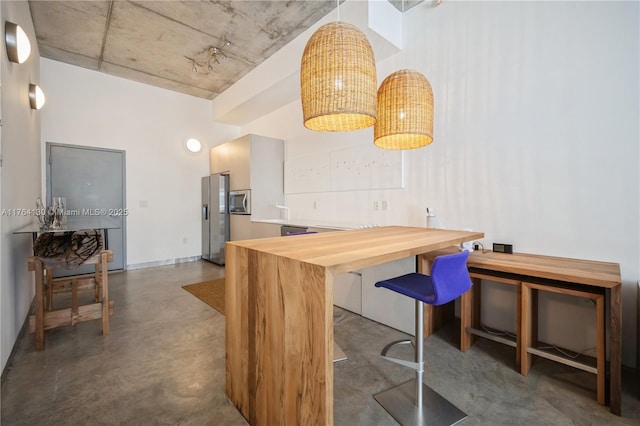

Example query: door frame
[46,142,127,271]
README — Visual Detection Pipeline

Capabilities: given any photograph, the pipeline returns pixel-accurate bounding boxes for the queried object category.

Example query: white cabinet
[248,135,284,220]
[230,216,281,241]
[210,134,284,240]
[230,215,251,241]
[226,138,251,190]
[361,257,416,335]
[210,143,230,175]
[250,222,281,239]
[332,254,416,335]
[333,272,362,314]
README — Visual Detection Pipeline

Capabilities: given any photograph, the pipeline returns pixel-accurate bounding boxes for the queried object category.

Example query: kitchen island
[225,226,483,425]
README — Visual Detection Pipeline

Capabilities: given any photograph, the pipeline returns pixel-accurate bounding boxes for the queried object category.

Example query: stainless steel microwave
[229,189,251,215]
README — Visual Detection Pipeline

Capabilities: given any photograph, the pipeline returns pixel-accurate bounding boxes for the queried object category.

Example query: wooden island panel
[225,227,483,425]
[249,252,332,425]
[225,243,249,418]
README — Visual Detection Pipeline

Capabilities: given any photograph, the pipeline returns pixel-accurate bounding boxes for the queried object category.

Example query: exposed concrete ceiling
[29,0,423,101]
[28,0,338,100]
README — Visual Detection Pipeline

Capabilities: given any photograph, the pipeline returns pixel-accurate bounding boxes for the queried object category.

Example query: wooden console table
[225,226,483,426]
[28,250,114,351]
[425,247,622,416]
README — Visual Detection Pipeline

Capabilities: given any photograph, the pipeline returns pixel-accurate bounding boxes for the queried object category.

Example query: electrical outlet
[493,243,513,254]
[313,201,317,209]
[373,201,379,211]
[381,200,387,211]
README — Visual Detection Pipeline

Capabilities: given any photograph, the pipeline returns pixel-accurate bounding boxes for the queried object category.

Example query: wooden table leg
[419,255,435,338]
[531,288,538,351]
[609,285,621,415]
[596,295,605,406]
[45,268,53,311]
[472,278,481,335]
[419,254,455,338]
[34,259,45,351]
[94,263,100,302]
[520,283,532,375]
[460,282,474,352]
[101,251,110,335]
[424,304,435,338]
[71,279,79,326]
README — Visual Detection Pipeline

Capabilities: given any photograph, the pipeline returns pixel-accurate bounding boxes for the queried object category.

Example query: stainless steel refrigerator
[202,174,230,265]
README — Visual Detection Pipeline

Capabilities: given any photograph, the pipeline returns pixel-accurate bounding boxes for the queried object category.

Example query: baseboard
[126,255,202,270]
[1,300,33,383]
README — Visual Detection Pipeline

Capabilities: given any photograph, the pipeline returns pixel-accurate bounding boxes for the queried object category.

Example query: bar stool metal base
[374,379,467,426]
[333,342,347,362]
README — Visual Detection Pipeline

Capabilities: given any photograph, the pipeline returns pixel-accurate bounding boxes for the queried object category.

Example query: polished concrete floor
[1,260,638,425]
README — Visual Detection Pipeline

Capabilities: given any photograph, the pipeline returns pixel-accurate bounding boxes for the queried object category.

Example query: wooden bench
[422,247,622,415]
[27,249,114,351]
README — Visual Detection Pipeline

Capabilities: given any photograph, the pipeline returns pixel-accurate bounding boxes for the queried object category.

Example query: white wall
[40,59,240,267]
[0,0,42,372]
[242,1,639,367]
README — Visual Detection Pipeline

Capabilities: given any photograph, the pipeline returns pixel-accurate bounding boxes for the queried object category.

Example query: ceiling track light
[187,39,231,73]
[5,21,31,64]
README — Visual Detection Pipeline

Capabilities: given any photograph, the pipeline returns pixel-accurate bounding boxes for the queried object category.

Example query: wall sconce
[29,84,45,110]
[5,21,31,64]
[186,138,202,153]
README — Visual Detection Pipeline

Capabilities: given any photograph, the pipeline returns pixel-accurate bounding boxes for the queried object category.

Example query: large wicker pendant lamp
[374,69,434,149]
[300,21,377,132]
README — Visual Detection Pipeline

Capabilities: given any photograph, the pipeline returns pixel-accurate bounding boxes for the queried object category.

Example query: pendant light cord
[401,0,405,68]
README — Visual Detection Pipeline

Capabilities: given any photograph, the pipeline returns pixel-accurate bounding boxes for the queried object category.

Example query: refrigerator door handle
[203,204,208,220]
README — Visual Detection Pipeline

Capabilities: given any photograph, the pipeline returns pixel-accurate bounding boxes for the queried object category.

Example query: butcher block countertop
[227,226,484,273]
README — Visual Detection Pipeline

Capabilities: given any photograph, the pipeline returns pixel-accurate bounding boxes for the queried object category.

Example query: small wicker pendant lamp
[374,69,434,149]
[300,22,377,131]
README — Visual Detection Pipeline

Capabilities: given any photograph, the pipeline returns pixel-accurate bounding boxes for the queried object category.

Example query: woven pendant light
[300,22,377,132]
[374,69,434,150]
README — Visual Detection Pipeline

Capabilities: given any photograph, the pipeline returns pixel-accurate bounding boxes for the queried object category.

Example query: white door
[47,143,126,274]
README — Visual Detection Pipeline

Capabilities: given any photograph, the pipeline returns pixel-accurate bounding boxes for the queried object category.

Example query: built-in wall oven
[229,189,251,215]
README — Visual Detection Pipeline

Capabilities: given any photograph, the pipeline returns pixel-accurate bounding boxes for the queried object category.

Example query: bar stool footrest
[381,339,414,356]
[381,339,421,370]
[374,379,467,426]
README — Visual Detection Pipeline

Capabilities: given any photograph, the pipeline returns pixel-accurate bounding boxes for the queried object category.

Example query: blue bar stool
[374,251,472,426]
